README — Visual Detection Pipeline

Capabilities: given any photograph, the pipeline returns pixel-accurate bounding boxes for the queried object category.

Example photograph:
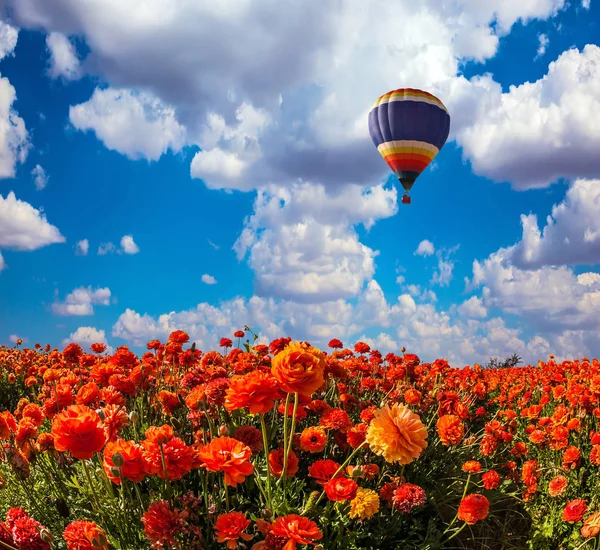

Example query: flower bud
[219,424,229,436]
[95,409,105,421]
[110,467,121,478]
[111,452,125,467]
[40,529,54,543]
[92,532,108,548]
[129,410,139,423]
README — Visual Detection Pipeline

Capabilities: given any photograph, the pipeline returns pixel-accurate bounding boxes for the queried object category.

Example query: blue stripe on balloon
[368,101,450,150]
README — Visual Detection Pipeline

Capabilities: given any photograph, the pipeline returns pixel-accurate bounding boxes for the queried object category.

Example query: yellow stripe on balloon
[370,90,448,113]
[377,140,439,158]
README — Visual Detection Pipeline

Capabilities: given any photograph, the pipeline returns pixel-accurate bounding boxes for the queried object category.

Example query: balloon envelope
[368,88,450,192]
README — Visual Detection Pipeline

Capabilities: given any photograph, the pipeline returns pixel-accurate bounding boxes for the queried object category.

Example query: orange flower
[270,515,322,550]
[366,403,428,464]
[224,371,281,414]
[271,342,325,395]
[299,427,327,453]
[52,405,107,460]
[563,499,587,523]
[308,459,341,485]
[269,448,299,478]
[142,434,194,481]
[436,415,464,446]
[323,477,358,502]
[581,512,600,539]
[548,475,568,497]
[458,494,490,525]
[404,389,421,405]
[196,436,254,487]
[103,440,146,484]
[462,461,481,473]
[63,520,109,550]
[214,512,253,549]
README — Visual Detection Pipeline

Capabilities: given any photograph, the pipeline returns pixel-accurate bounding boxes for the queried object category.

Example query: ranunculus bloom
[269,449,299,478]
[563,499,587,523]
[142,501,186,549]
[581,512,600,538]
[224,370,281,414]
[392,483,426,513]
[462,461,481,473]
[324,477,358,502]
[482,470,501,490]
[103,440,146,484]
[308,459,341,485]
[299,427,327,453]
[63,520,109,550]
[349,488,380,520]
[214,512,252,549]
[458,494,490,525]
[548,475,568,497]
[271,342,325,395]
[436,415,465,446]
[366,403,428,464]
[141,429,195,481]
[270,514,323,550]
[197,436,254,487]
[52,405,107,460]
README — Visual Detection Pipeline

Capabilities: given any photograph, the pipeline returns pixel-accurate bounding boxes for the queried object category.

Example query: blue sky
[0,0,599,365]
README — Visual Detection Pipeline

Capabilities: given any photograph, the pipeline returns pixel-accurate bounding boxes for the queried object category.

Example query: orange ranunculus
[457,494,490,525]
[323,477,358,502]
[142,435,194,481]
[52,405,107,460]
[103,440,146,484]
[63,520,109,550]
[214,512,253,549]
[436,415,465,446]
[271,341,325,395]
[366,403,428,464]
[269,448,299,478]
[270,514,322,550]
[548,475,568,497]
[308,459,342,485]
[299,427,327,453]
[404,389,422,405]
[581,512,600,538]
[462,461,481,473]
[224,370,281,414]
[196,436,253,487]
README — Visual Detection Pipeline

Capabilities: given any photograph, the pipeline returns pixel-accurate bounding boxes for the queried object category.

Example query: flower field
[1,331,600,549]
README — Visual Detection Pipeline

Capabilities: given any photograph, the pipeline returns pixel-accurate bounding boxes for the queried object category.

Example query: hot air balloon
[368,88,450,204]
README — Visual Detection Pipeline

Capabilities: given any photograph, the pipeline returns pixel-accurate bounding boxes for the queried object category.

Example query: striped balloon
[368,88,450,195]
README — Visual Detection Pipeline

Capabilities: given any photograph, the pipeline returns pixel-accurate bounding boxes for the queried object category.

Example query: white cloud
[74,238,89,256]
[508,179,600,269]
[0,191,64,250]
[582,0,591,8]
[8,334,22,344]
[431,247,459,287]
[458,296,488,318]
[448,45,600,189]
[415,240,435,256]
[536,33,549,58]
[0,20,18,60]
[62,326,113,352]
[31,164,48,190]
[69,88,186,161]
[202,274,217,285]
[97,242,116,255]
[46,32,80,80]
[0,76,30,178]
[120,234,139,254]
[52,286,112,316]
[234,182,397,303]
[208,239,220,250]
[0,251,5,271]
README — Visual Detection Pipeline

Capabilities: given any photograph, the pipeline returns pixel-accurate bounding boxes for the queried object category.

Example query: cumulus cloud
[508,179,600,269]
[31,164,48,190]
[0,19,18,60]
[536,33,549,58]
[52,286,112,316]
[458,296,488,318]
[415,240,435,256]
[202,274,217,285]
[69,88,186,161]
[46,32,80,80]
[74,239,89,256]
[431,246,459,287]
[97,242,116,255]
[446,45,600,189]
[62,326,112,352]
[0,191,65,251]
[234,182,397,302]
[120,235,139,254]
[0,76,29,178]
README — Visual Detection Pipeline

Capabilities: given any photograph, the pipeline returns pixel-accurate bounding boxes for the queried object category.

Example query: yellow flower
[366,403,428,464]
[349,488,380,520]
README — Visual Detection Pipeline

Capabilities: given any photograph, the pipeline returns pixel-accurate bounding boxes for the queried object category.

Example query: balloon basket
[401,193,411,205]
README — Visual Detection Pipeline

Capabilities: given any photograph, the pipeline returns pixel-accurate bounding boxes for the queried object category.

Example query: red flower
[269,448,299,478]
[308,459,341,485]
[224,371,281,414]
[214,512,252,549]
[220,338,233,348]
[482,470,501,490]
[103,440,146,484]
[328,339,343,349]
[563,499,587,523]
[319,408,352,432]
[458,494,490,525]
[142,501,186,549]
[324,477,358,501]
[392,483,426,513]
[196,436,254,487]
[270,515,323,550]
[52,405,107,460]
[548,475,568,497]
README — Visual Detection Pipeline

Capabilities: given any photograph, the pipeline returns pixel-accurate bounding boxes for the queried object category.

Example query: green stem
[443,521,467,543]
[280,393,299,491]
[82,459,102,512]
[260,414,272,506]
